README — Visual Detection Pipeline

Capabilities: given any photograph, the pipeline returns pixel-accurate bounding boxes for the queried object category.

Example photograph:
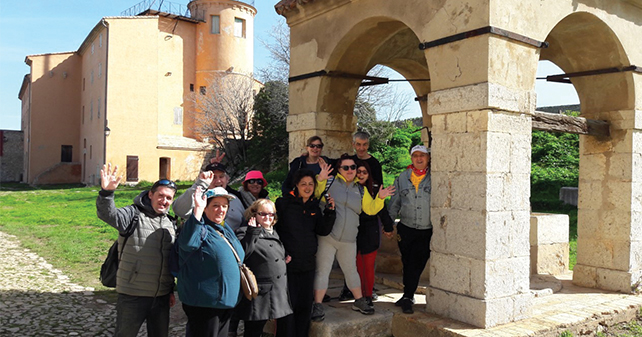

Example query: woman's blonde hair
[244,198,278,225]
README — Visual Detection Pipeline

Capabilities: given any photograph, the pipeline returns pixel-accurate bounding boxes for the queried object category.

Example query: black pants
[397,223,432,299]
[182,304,232,337]
[275,269,314,337]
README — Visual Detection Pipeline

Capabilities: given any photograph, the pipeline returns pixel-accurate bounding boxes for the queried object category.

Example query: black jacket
[357,207,393,255]
[275,193,336,273]
[235,226,293,321]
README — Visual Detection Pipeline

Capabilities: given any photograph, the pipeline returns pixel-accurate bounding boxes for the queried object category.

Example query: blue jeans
[115,293,170,337]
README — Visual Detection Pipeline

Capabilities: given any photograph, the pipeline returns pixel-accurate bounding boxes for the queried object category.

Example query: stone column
[423,34,537,328]
[573,110,642,293]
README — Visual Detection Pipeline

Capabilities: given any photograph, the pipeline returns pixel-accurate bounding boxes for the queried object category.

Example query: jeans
[182,303,232,337]
[115,293,170,337]
[276,269,314,337]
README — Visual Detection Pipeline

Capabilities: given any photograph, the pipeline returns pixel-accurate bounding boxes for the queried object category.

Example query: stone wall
[0,130,24,182]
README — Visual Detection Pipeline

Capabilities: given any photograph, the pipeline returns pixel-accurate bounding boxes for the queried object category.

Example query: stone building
[276,0,642,329]
[0,130,24,182]
[19,0,256,185]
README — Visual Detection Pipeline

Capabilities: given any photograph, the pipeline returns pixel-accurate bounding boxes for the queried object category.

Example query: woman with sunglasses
[274,169,336,337]
[238,170,269,208]
[311,154,395,320]
[280,136,332,196]
[354,161,393,307]
[235,199,292,337]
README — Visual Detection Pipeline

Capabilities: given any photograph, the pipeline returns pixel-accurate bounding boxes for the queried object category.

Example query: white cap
[410,145,431,155]
[204,187,236,200]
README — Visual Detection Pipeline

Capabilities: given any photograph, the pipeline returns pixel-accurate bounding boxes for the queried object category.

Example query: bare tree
[257,20,290,83]
[192,73,256,172]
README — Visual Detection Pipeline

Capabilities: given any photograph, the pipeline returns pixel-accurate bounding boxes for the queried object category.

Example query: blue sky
[0,1,578,131]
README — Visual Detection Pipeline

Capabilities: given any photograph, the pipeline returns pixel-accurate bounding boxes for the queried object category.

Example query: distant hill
[536,104,580,114]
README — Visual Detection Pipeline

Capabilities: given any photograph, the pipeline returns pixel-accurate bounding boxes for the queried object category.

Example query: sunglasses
[257,212,275,217]
[340,165,357,171]
[308,144,324,149]
[153,179,177,190]
[246,179,264,186]
[357,169,368,175]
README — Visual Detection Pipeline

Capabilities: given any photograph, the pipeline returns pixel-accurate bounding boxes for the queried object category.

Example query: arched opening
[538,12,637,292]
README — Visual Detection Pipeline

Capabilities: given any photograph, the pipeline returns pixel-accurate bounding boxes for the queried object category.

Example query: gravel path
[0,231,188,336]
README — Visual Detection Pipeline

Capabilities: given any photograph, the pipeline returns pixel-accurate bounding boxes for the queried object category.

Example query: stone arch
[540,12,640,293]
[541,12,634,113]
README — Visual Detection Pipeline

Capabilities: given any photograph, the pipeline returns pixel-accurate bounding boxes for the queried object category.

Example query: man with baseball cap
[173,160,246,231]
[384,144,433,314]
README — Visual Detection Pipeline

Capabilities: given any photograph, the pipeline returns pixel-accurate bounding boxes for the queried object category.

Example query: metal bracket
[418,26,548,50]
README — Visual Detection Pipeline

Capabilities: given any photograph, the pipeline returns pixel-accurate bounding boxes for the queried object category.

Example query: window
[83,78,85,91]
[211,15,220,34]
[200,86,206,95]
[97,98,101,119]
[90,101,94,121]
[190,84,194,92]
[127,156,139,182]
[91,43,95,54]
[90,145,92,159]
[98,63,102,78]
[91,70,94,84]
[61,145,73,162]
[234,18,246,38]
[99,33,103,48]
[82,106,85,124]
[174,107,183,125]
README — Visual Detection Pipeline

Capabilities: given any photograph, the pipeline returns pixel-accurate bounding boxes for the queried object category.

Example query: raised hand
[199,170,214,187]
[192,188,207,221]
[100,163,122,191]
[317,160,332,182]
[210,149,226,164]
[248,217,258,227]
[377,185,396,199]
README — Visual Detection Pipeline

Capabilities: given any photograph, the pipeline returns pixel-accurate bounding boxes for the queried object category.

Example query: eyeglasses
[357,170,368,175]
[340,165,357,171]
[246,179,264,186]
[308,144,324,149]
[153,179,177,190]
[257,212,275,217]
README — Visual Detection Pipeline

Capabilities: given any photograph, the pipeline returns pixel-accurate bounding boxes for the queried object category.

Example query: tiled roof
[274,0,316,15]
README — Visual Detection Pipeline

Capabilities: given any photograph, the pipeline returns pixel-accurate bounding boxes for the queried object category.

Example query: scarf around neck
[407,164,427,176]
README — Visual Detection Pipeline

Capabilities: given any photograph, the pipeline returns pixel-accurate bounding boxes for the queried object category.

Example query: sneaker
[339,287,354,301]
[400,298,414,314]
[352,297,375,315]
[365,296,374,308]
[311,303,325,322]
[322,294,331,303]
[395,296,415,307]
[371,291,378,301]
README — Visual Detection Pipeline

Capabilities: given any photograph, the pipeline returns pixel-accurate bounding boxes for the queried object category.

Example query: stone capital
[427,82,536,116]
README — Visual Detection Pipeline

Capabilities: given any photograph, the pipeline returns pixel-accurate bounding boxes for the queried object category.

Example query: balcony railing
[120,0,255,18]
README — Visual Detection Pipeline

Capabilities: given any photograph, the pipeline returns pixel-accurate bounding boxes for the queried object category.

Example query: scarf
[407,164,427,176]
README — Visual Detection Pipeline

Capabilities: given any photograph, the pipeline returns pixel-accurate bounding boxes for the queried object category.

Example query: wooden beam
[532,111,610,138]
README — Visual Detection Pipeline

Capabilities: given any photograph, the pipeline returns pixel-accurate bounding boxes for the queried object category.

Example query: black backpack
[99,207,140,288]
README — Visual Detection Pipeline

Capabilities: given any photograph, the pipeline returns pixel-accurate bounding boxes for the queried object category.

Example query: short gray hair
[353,131,370,142]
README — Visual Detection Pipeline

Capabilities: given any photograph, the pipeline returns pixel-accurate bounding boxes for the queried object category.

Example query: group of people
[96,131,433,337]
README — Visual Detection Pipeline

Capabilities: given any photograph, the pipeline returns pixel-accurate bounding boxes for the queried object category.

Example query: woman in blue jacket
[176,187,244,337]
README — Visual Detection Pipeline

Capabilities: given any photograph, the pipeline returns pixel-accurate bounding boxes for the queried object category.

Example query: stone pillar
[573,110,642,293]
[424,35,537,328]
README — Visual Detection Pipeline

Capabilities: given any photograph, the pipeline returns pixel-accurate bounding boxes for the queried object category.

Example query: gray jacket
[325,174,384,242]
[172,177,245,231]
[96,190,176,297]
[388,169,432,230]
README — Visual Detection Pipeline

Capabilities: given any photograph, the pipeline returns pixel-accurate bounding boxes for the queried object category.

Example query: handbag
[216,230,258,300]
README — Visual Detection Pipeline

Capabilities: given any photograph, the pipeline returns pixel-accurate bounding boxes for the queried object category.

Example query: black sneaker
[322,294,331,302]
[352,297,374,315]
[339,288,354,301]
[371,291,378,301]
[365,296,374,308]
[395,296,415,307]
[400,298,414,314]
[311,303,325,321]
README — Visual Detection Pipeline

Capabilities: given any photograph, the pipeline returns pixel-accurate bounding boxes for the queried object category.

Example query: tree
[257,20,290,83]
[192,73,256,174]
[249,81,289,170]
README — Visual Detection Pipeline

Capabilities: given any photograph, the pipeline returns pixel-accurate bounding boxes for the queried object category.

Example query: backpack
[168,223,207,277]
[99,207,140,288]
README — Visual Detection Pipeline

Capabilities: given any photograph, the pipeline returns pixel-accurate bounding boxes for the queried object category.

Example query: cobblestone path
[0,231,187,336]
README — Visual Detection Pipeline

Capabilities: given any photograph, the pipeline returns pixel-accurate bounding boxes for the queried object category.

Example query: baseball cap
[410,145,431,155]
[204,162,227,173]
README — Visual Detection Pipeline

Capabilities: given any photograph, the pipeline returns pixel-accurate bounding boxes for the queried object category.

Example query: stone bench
[530,213,570,275]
